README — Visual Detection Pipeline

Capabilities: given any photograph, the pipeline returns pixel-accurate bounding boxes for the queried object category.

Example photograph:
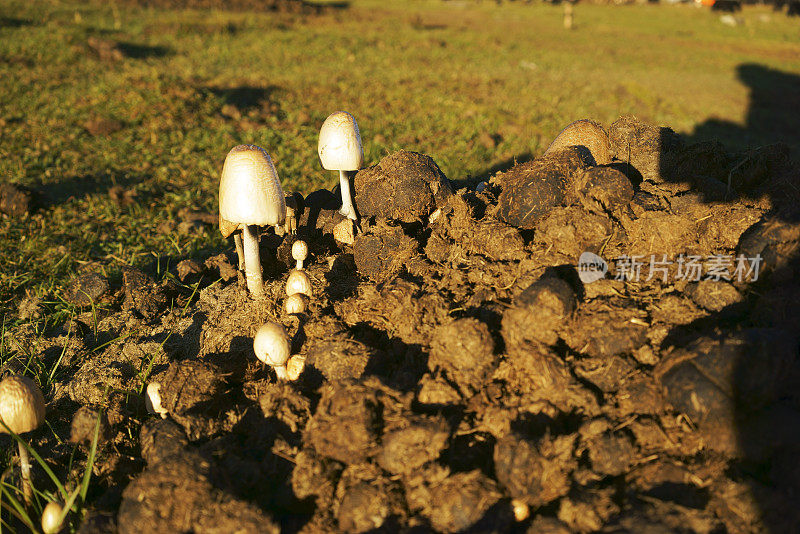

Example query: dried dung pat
[608,115,684,183]
[656,328,799,456]
[63,272,109,307]
[407,469,507,534]
[376,416,450,475]
[335,465,406,533]
[494,432,576,507]
[352,222,418,283]
[304,382,383,464]
[429,317,496,396]
[544,118,612,165]
[495,146,591,229]
[354,150,452,223]
[502,275,576,347]
[572,165,634,215]
[118,451,279,534]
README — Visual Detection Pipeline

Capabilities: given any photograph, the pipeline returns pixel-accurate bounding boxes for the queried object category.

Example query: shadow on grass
[207,85,283,113]
[0,16,34,28]
[115,42,172,59]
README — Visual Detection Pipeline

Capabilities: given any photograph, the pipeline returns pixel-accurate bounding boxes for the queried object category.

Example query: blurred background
[0,0,798,315]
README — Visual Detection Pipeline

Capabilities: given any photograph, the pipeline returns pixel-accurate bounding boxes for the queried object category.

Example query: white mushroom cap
[292,240,308,264]
[145,382,168,419]
[219,145,286,237]
[41,501,64,534]
[253,322,291,368]
[286,269,312,297]
[285,293,307,315]
[318,111,364,171]
[0,375,45,435]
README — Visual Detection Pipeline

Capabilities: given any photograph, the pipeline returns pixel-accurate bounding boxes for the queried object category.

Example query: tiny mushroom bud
[253,322,291,379]
[145,382,168,419]
[219,144,287,298]
[0,375,46,504]
[511,499,530,522]
[286,355,306,381]
[286,269,312,298]
[318,111,364,221]
[41,501,64,534]
[332,218,355,245]
[292,240,309,270]
[285,293,307,315]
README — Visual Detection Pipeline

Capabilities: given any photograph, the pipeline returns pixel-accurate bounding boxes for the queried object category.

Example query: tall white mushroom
[318,111,363,221]
[0,375,46,504]
[219,145,286,298]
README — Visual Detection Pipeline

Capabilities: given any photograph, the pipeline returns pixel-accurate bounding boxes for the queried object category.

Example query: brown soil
[5,115,800,533]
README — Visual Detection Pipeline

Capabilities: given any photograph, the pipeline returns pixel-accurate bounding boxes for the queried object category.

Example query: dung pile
[6,116,800,533]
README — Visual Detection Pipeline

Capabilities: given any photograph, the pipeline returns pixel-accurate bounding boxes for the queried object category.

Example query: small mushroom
[333,218,356,245]
[285,293,307,315]
[0,375,46,504]
[286,355,306,381]
[292,240,308,270]
[286,269,312,298]
[41,501,64,534]
[145,382,168,419]
[318,111,364,221]
[253,322,291,379]
[219,145,287,298]
[476,181,488,193]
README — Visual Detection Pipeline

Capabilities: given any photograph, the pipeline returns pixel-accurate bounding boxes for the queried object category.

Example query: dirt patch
[4,126,800,532]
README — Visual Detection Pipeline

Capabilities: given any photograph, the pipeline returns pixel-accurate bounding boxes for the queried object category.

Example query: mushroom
[219,144,287,298]
[0,375,46,504]
[332,218,355,245]
[286,269,312,298]
[253,322,291,379]
[145,382,168,419]
[286,355,306,381]
[318,111,364,221]
[292,240,308,270]
[41,501,64,534]
[285,293,307,315]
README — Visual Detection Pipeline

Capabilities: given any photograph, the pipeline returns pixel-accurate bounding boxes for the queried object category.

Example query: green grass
[1,0,799,312]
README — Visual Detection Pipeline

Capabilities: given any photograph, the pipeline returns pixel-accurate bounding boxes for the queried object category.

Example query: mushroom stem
[18,441,31,505]
[234,233,245,271]
[273,365,289,380]
[338,170,358,221]
[242,225,265,298]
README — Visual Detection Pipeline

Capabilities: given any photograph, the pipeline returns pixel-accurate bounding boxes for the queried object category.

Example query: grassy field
[1,0,799,319]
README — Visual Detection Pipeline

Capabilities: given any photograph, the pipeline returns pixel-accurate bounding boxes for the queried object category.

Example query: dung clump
[428,317,497,396]
[608,115,684,183]
[544,119,612,165]
[495,146,592,229]
[354,150,453,223]
[352,221,419,283]
[502,274,577,347]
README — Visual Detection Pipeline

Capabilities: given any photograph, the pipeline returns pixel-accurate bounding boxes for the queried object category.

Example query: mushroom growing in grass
[254,322,291,379]
[286,269,312,298]
[0,375,46,504]
[145,382,168,419]
[41,501,64,534]
[318,111,364,221]
[219,144,287,298]
[292,240,308,270]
